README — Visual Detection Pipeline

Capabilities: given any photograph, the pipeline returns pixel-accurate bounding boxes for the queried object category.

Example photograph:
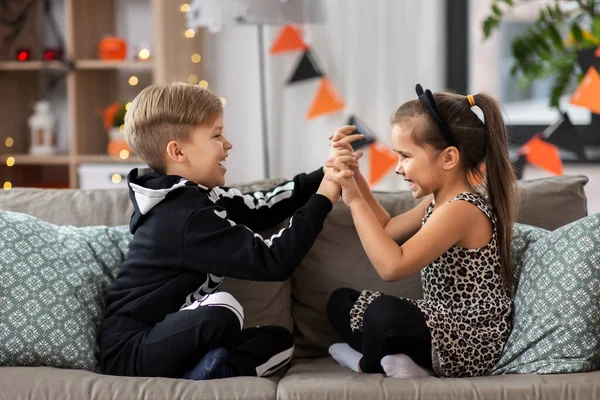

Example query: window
[448,0,600,148]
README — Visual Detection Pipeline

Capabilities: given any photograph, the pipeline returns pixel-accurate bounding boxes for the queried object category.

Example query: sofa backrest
[0,174,589,359]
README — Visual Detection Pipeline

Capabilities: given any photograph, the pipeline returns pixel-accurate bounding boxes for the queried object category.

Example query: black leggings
[326,287,433,374]
[101,305,294,378]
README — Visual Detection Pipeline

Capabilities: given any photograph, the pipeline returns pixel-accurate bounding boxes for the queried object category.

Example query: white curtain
[206,0,445,190]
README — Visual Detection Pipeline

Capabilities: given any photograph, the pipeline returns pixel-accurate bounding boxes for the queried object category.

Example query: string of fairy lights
[4,138,14,190]
[179,2,225,104]
[2,2,225,190]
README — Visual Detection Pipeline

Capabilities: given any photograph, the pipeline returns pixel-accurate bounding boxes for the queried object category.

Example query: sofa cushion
[492,213,600,374]
[277,357,600,400]
[517,175,588,230]
[220,221,293,332]
[291,175,589,358]
[0,367,279,400]
[0,188,133,227]
[0,211,131,371]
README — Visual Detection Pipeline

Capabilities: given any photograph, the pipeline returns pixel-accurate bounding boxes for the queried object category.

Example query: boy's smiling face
[167,115,233,188]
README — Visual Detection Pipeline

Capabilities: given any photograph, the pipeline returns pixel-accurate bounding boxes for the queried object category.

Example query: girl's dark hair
[391,91,519,292]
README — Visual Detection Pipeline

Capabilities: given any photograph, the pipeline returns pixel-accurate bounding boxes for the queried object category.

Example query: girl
[324,84,518,379]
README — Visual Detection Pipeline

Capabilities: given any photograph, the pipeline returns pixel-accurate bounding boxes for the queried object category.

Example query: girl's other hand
[325,155,362,206]
[328,125,363,158]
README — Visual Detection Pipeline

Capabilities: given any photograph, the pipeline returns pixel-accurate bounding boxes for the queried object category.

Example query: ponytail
[473,93,519,293]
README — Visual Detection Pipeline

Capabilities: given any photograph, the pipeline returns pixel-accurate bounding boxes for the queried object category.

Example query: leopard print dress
[350,192,512,377]
[413,192,511,377]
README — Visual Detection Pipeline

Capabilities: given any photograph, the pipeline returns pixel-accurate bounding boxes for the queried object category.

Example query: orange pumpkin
[99,37,127,60]
[103,103,121,131]
[107,139,132,158]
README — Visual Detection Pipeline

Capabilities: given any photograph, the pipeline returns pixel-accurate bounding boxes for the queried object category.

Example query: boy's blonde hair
[124,82,223,173]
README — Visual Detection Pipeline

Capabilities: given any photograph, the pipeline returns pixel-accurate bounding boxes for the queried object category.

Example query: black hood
[126,168,208,233]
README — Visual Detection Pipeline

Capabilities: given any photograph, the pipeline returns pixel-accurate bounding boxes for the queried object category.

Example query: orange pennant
[569,66,600,114]
[306,78,346,119]
[520,136,563,175]
[467,163,486,186]
[269,25,308,54]
[369,142,397,186]
[595,46,600,57]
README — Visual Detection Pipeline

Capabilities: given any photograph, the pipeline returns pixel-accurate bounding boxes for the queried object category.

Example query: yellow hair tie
[467,94,476,107]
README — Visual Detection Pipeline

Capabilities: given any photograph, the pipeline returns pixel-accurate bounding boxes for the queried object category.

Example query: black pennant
[347,115,377,150]
[576,47,600,74]
[541,112,586,160]
[287,49,323,84]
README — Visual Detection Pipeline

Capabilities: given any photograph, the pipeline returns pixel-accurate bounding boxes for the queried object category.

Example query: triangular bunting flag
[569,67,600,114]
[369,142,397,186]
[520,136,563,175]
[576,47,600,73]
[287,49,323,84]
[541,112,586,160]
[306,78,346,119]
[595,46,600,57]
[347,115,377,150]
[511,154,527,180]
[269,25,308,54]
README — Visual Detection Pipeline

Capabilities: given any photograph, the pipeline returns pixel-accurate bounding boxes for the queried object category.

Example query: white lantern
[28,100,57,155]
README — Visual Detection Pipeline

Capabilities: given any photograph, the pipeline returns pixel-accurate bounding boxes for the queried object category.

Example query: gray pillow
[0,211,131,371]
[493,214,600,374]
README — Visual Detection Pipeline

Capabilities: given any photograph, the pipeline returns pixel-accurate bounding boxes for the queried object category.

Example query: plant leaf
[492,4,502,16]
[534,33,552,56]
[593,17,600,41]
[550,60,576,108]
[571,23,584,44]
[547,23,564,50]
[483,16,500,38]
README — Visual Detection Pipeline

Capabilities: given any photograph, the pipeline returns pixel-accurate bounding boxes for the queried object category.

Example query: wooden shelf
[0,61,66,71]
[0,60,153,71]
[1,154,71,165]
[76,59,153,70]
[76,154,144,164]
[1,0,203,188]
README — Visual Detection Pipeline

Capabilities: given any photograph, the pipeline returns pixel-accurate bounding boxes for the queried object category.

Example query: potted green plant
[483,0,599,108]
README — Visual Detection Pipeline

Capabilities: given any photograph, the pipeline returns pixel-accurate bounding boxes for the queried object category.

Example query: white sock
[380,354,434,379]
[329,343,361,372]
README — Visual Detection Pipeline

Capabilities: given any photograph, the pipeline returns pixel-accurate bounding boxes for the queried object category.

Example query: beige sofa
[0,174,599,400]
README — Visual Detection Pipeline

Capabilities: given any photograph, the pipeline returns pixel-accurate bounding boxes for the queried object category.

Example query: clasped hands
[324,125,364,206]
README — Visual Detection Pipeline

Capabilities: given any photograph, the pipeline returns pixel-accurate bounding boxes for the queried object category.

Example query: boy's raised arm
[182,189,335,281]
[212,167,325,232]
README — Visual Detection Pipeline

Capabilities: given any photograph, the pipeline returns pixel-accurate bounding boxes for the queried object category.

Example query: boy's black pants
[326,287,433,374]
[101,304,293,378]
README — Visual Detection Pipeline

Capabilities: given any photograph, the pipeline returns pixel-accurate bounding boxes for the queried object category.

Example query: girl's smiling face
[391,120,443,199]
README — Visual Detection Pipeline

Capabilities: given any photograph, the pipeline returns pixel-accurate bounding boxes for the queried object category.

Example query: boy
[99,82,359,380]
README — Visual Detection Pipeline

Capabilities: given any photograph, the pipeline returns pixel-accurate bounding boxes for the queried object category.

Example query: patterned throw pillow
[0,211,131,371]
[492,214,600,374]
[510,223,549,282]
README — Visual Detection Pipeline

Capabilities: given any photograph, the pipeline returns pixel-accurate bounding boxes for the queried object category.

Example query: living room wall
[203,0,445,190]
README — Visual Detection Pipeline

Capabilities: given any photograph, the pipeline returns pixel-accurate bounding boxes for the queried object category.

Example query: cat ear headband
[415,84,457,148]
